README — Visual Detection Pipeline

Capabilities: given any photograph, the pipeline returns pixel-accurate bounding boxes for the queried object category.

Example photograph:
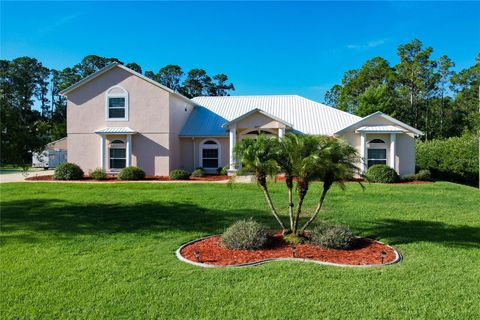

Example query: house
[60,63,422,177]
[32,137,68,169]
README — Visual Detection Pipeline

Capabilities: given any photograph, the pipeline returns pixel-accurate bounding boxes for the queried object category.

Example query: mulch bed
[180,233,398,267]
[25,175,229,182]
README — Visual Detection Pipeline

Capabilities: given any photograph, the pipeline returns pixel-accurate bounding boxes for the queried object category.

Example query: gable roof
[59,62,196,105]
[222,108,293,129]
[180,95,361,137]
[334,111,424,136]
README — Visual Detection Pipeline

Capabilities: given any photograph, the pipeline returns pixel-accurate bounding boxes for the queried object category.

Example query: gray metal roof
[356,125,406,133]
[180,95,361,137]
[95,127,136,134]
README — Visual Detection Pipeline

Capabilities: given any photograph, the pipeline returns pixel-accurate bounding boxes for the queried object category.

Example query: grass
[1,181,479,319]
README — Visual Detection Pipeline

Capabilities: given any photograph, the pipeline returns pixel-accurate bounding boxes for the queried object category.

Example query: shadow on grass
[363,219,480,249]
[0,198,272,243]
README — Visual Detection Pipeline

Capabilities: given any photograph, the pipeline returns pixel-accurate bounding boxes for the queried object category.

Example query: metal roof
[356,125,406,133]
[95,127,136,134]
[180,95,361,137]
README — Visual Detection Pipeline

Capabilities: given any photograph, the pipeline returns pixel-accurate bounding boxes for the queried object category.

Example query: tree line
[0,55,235,165]
[324,39,479,140]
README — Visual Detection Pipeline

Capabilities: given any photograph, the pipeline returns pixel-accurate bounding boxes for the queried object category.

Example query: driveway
[0,169,54,183]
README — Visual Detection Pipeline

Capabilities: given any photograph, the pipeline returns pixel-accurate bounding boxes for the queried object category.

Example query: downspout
[192,137,195,170]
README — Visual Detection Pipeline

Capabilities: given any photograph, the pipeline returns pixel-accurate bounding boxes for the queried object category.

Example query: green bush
[90,168,107,180]
[415,169,432,181]
[118,166,145,180]
[169,169,190,180]
[220,219,270,250]
[365,164,400,183]
[236,167,254,176]
[416,134,478,186]
[310,223,354,250]
[217,165,229,176]
[401,174,416,182]
[191,168,205,177]
[53,163,84,180]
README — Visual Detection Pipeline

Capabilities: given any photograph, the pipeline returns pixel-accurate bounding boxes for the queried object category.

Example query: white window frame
[367,139,387,168]
[199,139,221,172]
[109,139,127,171]
[105,86,129,121]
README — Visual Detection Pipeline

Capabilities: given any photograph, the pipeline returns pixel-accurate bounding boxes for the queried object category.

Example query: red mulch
[180,233,398,266]
[25,175,229,182]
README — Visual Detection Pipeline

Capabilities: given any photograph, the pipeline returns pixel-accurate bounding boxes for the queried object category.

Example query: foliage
[416,134,478,186]
[401,174,416,182]
[283,233,305,245]
[169,169,190,180]
[325,40,479,139]
[415,169,432,181]
[217,165,229,175]
[53,163,84,180]
[117,166,146,180]
[89,168,107,180]
[309,223,354,249]
[220,219,270,250]
[191,168,205,177]
[365,165,400,183]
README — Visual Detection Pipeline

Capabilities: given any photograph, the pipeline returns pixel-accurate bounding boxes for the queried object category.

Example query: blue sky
[1,1,479,102]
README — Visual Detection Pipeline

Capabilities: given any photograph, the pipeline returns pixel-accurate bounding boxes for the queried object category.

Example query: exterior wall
[235,112,286,130]
[338,116,417,176]
[179,137,229,172]
[66,66,195,176]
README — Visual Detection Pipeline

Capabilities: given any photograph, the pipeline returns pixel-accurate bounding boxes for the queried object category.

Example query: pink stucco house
[60,63,423,177]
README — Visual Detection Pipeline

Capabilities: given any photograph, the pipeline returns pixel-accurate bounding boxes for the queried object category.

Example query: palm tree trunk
[286,175,294,230]
[258,176,287,230]
[300,187,328,233]
[292,181,308,234]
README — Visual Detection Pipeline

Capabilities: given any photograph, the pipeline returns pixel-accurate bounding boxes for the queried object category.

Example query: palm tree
[234,135,288,231]
[300,137,362,233]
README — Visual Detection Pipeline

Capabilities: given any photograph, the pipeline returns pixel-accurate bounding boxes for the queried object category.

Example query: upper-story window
[106,86,129,121]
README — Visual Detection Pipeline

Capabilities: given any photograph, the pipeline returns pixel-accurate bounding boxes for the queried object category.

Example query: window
[109,139,126,170]
[106,86,128,120]
[367,148,387,167]
[369,139,385,144]
[200,140,220,169]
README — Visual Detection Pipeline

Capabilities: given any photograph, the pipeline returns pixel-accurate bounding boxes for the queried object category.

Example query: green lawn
[1,182,479,319]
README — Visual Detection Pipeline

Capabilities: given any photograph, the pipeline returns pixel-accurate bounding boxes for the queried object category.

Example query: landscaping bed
[179,233,399,267]
[25,175,229,182]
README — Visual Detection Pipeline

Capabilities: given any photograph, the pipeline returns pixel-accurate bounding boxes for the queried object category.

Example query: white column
[229,127,236,171]
[126,135,132,167]
[278,127,285,139]
[360,132,366,173]
[100,135,106,170]
[390,133,396,171]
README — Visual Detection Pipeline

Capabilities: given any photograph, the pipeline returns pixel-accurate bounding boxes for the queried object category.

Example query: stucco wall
[179,137,229,172]
[235,112,286,130]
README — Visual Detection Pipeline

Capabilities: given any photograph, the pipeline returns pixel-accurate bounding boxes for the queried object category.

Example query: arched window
[106,86,128,121]
[369,139,385,144]
[109,139,126,170]
[200,140,220,170]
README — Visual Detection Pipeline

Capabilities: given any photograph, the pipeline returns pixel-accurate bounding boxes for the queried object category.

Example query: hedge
[416,134,478,186]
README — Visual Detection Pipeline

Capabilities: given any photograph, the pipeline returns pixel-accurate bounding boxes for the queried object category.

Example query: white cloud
[347,39,386,50]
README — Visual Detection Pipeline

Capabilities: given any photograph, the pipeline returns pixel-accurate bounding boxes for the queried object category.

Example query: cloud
[346,39,386,50]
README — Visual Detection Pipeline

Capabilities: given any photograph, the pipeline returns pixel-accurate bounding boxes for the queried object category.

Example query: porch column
[100,135,106,170]
[126,134,132,167]
[229,127,236,171]
[360,132,366,173]
[390,133,396,171]
[278,127,285,139]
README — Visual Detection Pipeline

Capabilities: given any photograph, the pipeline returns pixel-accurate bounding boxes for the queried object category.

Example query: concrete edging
[175,235,402,269]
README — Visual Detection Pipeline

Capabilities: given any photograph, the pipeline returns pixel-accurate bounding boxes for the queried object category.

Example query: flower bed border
[176,235,402,268]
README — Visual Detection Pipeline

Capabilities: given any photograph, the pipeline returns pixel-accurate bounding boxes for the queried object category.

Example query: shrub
[401,174,416,182]
[191,168,205,177]
[169,169,190,180]
[416,134,478,186]
[236,167,254,176]
[118,166,145,180]
[90,168,107,180]
[310,223,354,250]
[221,219,270,250]
[217,165,229,176]
[415,169,432,181]
[283,233,305,245]
[365,164,400,183]
[53,163,84,180]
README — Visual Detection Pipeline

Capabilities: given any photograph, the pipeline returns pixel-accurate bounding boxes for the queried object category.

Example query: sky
[1,1,479,102]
